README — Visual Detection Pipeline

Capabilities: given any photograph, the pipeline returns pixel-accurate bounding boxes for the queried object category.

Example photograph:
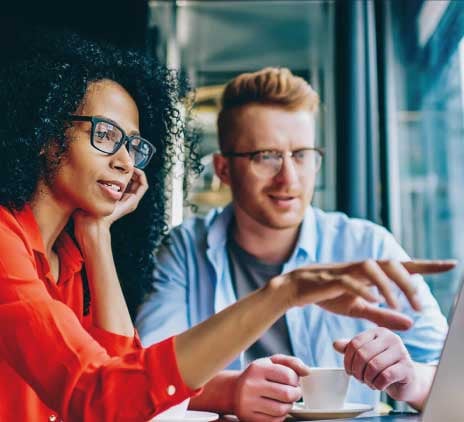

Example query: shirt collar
[206,204,234,249]
[55,231,84,277]
[293,206,318,263]
[206,203,318,263]
[13,204,47,254]
[13,204,83,274]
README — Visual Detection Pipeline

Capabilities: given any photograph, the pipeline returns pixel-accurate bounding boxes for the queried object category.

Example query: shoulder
[167,207,225,243]
[168,215,208,244]
[0,206,31,251]
[153,209,227,275]
[0,206,36,278]
[0,206,20,230]
[309,207,403,259]
[312,207,390,238]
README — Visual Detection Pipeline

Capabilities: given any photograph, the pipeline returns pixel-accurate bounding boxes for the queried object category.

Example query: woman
[0,31,453,421]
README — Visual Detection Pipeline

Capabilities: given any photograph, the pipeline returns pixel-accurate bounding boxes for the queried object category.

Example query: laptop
[333,277,464,422]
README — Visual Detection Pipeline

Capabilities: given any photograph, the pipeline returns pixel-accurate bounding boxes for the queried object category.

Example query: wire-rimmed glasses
[222,147,324,178]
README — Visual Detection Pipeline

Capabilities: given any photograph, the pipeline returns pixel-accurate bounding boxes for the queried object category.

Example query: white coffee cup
[300,367,349,410]
[152,398,190,421]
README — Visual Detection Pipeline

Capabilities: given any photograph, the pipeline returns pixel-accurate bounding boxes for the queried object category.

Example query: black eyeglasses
[222,147,324,178]
[68,115,156,169]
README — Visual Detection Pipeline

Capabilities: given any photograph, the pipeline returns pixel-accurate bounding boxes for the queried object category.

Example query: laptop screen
[340,279,463,422]
[422,277,464,422]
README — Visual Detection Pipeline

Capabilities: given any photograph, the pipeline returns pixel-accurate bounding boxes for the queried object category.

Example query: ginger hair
[217,67,319,150]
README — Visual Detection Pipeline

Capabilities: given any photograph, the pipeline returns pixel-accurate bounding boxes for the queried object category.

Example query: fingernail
[443,259,458,265]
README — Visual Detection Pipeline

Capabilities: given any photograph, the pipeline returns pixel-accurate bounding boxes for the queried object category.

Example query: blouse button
[167,385,176,396]
[49,415,57,422]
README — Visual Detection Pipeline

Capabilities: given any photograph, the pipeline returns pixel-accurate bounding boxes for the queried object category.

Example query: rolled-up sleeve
[88,325,143,356]
[0,229,200,421]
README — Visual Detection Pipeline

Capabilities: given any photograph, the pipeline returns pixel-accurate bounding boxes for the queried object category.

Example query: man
[136,68,448,421]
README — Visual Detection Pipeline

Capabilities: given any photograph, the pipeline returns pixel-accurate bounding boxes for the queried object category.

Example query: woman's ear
[213,153,231,186]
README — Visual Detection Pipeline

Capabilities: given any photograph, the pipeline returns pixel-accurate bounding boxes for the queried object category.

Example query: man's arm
[174,259,454,389]
[329,229,448,410]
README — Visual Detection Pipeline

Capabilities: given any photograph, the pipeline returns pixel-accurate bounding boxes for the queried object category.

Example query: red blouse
[0,205,198,421]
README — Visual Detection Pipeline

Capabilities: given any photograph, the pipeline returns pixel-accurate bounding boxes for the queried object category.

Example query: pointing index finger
[401,259,457,275]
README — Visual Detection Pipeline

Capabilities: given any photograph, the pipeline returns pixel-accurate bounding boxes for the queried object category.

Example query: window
[387,0,464,316]
[148,0,336,220]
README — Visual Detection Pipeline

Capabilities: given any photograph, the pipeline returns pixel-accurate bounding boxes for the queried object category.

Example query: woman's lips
[97,181,124,201]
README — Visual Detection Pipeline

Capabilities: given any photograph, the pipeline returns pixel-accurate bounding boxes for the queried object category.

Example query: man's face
[215,104,318,230]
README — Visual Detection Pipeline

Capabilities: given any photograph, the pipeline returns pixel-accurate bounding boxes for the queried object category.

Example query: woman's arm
[73,168,148,337]
[0,229,192,421]
[76,223,134,337]
[0,218,454,421]
[175,259,455,389]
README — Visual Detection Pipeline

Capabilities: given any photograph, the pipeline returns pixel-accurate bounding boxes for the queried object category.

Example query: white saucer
[153,410,219,422]
[289,402,373,420]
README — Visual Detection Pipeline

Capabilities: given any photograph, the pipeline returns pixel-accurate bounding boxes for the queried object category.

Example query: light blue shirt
[136,205,447,406]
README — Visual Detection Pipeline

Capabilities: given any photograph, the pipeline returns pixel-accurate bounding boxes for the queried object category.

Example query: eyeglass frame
[67,115,156,169]
[221,147,324,175]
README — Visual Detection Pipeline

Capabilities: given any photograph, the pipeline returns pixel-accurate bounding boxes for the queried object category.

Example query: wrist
[392,363,435,410]
[229,372,242,413]
[267,273,296,310]
[77,224,112,257]
[409,363,436,410]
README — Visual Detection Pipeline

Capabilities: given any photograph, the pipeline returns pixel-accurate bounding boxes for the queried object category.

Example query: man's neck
[231,211,301,265]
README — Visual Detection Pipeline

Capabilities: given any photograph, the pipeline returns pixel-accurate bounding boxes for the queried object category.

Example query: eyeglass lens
[93,121,151,168]
[252,150,321,176]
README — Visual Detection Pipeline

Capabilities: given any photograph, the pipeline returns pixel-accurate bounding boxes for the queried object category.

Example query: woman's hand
[105,168,149,226]
[174,259,455,390]
[70,170,148,337]
[73,168,148,255]
[281,259,456,330]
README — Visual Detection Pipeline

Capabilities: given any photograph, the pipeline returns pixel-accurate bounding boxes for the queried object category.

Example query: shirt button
[49,416,57,422]
[167,385,176,396]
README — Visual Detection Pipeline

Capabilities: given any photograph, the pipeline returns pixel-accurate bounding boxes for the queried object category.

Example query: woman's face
[46,80,140,217]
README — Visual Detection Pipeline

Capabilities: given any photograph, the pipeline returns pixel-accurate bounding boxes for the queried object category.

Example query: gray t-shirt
[227,233,294,365]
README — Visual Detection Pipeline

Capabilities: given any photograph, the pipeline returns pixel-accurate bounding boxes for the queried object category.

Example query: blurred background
[2,0,463,320]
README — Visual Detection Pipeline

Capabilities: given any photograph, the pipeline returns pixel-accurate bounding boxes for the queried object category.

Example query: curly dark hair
[0,29,202,318]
